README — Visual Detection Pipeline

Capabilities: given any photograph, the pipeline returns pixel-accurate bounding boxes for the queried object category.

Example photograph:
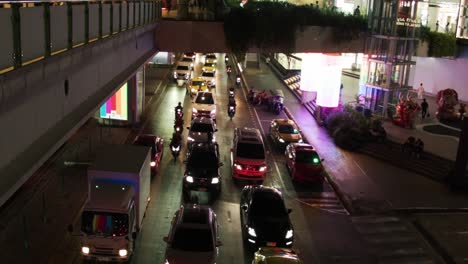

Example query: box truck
[77,144,151,262]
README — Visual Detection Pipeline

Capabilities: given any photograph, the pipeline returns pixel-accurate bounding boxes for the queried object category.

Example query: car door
[240,188,250,233]
[286,145,294,170]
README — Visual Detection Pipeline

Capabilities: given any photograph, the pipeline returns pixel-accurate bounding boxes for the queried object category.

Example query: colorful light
[99,83,128,120]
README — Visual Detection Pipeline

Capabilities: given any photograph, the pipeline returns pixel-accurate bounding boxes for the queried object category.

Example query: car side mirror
[163,236,170,243]
[132,232,137,240]
[216,240,223,247]
[287,209,293,214]
[67,224,74,233]
[241,205,248,211]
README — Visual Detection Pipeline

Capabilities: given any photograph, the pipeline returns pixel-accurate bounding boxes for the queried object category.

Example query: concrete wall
[0,24,157,206]
[409,56,468,101]
[155,20,366,53]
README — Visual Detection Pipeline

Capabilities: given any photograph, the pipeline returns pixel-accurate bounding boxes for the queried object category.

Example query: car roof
[191,77,205,82]
[273,119,295,126]
[190,142,218,152]
[134,134,157,144]
[192,117,215,125]
[236,127,262,143]
[176,205,215,230]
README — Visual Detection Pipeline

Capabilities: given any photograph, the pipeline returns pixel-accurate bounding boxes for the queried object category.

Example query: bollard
[22,215,28,250]
[42,193,46,224]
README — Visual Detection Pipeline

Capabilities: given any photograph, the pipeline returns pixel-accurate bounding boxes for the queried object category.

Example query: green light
[313,158,319,164]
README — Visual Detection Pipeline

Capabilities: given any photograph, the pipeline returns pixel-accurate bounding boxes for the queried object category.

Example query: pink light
[300,53,324,92]
[316,54,342,107]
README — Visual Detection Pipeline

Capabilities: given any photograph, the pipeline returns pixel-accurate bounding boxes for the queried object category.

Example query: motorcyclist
[170,131,182,147]
[226,65,232,76]
[228,87,235,98]
[175,102,183,119]
[248,87,255,103]
[236,74,241,87]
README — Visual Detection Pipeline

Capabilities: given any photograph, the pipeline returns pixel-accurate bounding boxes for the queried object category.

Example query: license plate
[97,257,110,262]
[198,187,207,191]
[266,242,276,247]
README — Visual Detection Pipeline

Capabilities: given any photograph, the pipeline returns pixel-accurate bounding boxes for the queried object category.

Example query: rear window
[236,143,265,159]
[251,192,287,218]
[202,72,215,78]
[191,123,214,133]
[195,94,214,104]
[296,151,321,164]
[176,65,189,71]
[206,55,216,59]
[182,57,193,62]
[171,227,214,252]
[204,63,214,67]
[191,80,205,86]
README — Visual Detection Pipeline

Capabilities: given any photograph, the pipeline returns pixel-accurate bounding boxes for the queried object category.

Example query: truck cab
[80,181,136,262]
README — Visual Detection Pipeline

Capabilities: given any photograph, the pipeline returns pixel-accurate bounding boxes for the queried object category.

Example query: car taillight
[234,163,242,170]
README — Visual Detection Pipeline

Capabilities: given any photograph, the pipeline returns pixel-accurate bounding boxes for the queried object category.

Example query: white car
[187,117,217,144]
[204,53,217,64]
[200,71,216,88]
[180,56,194,68]
[192,92,216,120]
[174,63,192,82]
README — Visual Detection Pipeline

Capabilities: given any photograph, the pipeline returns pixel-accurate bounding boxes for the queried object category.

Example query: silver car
[187,117,217,144]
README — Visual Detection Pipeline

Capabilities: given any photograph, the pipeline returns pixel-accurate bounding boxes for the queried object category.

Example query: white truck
[77,144,151,262]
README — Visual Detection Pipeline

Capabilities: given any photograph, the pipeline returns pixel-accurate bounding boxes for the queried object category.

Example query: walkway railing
[0,0,162,75]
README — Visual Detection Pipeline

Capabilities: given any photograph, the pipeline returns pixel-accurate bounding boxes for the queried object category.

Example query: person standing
[459,103,466,120]
[417,83,424,100]
[435,20,439,32]
[421,98,429,119]
[353,5,361,16]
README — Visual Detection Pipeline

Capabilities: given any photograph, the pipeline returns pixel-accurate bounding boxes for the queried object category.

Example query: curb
[282,106,356,215]
[412,220,456,264]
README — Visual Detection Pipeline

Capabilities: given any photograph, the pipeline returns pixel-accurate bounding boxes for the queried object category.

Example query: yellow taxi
[202,62,216,73]
[187,77,209,97]
[269,119,303,149]
[253,247,303,264]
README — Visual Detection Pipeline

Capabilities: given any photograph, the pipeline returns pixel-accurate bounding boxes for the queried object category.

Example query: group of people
[403,136,424,158]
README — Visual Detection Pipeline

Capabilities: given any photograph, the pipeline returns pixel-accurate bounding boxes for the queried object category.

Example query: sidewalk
[0,66,169,264]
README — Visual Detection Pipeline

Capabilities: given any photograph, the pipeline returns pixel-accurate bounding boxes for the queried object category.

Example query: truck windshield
[81,211,129,237]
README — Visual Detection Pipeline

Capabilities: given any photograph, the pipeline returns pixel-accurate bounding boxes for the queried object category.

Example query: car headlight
[279,138,285,143]
[188,136,194,142]
[234,163,242,170]
[202,67,206,71]
[192,108,198,113]
[119,249,128,257]
[173,72,177,78]
[211,177,219,184]
[186,176,194,183]
[248,227,257,237]
[285,229,293,239]
[210,109,216,115]
[150,161,156,167]
[81,246,90,255]
[259,166,267,172]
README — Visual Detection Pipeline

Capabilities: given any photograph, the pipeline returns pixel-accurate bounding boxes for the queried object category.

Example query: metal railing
[0,0,162,75]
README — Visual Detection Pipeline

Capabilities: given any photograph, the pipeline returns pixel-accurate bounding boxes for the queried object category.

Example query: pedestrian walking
[353,5,361,16]
[417,83,424,100]
[435,20,439,32]
[421,98,429,119]
[446,22,450,33]
[459,103,466,120]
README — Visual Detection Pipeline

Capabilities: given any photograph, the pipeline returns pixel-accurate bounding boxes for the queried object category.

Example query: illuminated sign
[316,54,342,108]
[99,83,128,120]
[300,53,325,92]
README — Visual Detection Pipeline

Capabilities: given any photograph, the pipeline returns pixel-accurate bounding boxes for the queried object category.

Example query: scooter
[228,87,235,99]
[174,119,184,133]
[226,66,232,77]
[175,108,184,120]
[170,137,182,159]
[228,106,236,120]
[225,55,229,63]
[236,76,241,88]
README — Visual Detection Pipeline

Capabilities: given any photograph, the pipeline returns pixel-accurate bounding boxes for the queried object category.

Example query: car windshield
[204,63,214,67]
[182,57,193,62]
[202,72,215,78]
[191,123,214,133]
[81,211,129,237]
[187,152,219,171]
[171,227,214,252]
[206,55,216,59]
[296,151,321,164]
[195,94,214,104]
[237,143,265,159]
[177,65,189,71]
[191,80,205,87]
[278,124,299,134]
[251,192,287,218]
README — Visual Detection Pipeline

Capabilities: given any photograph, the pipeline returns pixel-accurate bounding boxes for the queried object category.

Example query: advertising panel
[99,83,128,121]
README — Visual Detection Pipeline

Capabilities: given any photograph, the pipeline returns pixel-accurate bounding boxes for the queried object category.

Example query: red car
[285,143,324,183]
[133,134,164,174]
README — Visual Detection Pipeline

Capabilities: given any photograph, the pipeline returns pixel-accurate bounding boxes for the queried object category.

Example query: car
[231,127,267,182]
[202,62,216,73]
[180,56,194,69]
[132,134,164,174]
[253,247,303,264]
[200,71,216,88]
[192,92,216,120]
[269,119,303,148]
[183,142,222,200]
[173,63,192,82]
[285,143,325,183]
[163,205,222,264]
[183,52,196,60]
[187,117,217,144]
[187,77,209,97]
[240,186,294,250]
[204,53,217,64]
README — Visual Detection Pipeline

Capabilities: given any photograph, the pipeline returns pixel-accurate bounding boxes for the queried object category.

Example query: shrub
[325,109,370,150]
[419,26,457,57]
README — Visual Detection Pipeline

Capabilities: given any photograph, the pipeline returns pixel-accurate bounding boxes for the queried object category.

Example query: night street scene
[1,0,468,263]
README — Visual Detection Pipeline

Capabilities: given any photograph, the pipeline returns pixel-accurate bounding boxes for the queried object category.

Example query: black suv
[183,143,223,201]
[240,186,294,250]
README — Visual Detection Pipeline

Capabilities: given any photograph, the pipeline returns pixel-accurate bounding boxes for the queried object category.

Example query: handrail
[0,0,162,75]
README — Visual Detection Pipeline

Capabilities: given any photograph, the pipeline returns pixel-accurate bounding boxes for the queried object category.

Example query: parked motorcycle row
[248,88,284,115]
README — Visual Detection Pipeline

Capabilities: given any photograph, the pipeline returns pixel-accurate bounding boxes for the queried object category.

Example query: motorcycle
[225,55,229,63]
[226,66,232,77]
[228,87,235,99]
[175,108,184,121]
[174,118,184,133]
[236,76,241,88]
[170,135,182,159]
[273,101,283,115]
[228,105,236,120]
